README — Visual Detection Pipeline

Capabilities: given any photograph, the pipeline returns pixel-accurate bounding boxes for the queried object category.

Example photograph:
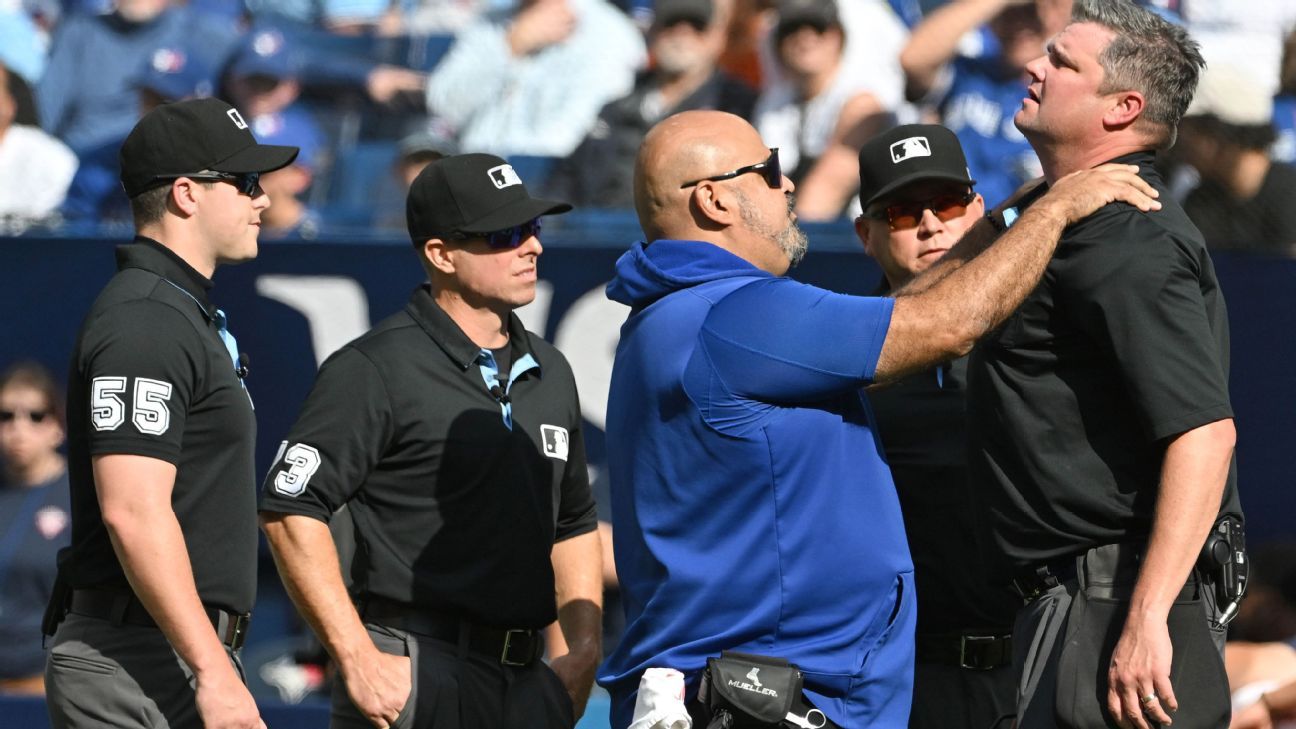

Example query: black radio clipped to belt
[1198,515,1248,627]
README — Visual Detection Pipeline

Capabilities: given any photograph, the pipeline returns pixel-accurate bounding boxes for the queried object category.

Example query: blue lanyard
[161,279,241,374]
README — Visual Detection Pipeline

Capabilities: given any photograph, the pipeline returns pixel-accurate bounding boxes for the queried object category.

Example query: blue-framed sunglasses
[149,171,263,197]
[457,218,543,249]
[680,148,782,189]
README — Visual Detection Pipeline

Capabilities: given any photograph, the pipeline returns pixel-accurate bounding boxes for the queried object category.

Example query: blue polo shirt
[0,473,71,679]
[599,240,916,728]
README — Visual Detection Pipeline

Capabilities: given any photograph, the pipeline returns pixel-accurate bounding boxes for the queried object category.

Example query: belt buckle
[499,629,532,666]
[959,634,998,670]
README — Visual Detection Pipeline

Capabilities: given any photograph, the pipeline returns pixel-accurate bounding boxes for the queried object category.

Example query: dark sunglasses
[868,192,976,231]
[449,218,543,250]
[0,408,51,424]
[150,171,263,197]
[681,148,782,189]
[657,15,708,32]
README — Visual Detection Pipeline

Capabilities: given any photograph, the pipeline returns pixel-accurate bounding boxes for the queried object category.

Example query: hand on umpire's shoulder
[1037,164,1162,226]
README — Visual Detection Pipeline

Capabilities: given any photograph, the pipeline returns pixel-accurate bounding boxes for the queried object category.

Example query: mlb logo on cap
[858,124,975,210]
[405,153,572,243]
[488,164,522,189]
[890,136,932,164]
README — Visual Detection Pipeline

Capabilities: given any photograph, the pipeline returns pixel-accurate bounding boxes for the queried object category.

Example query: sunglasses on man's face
[150,171,263,197]
[476,218,543,250]
[0,409,51,424]
[869,192,976,231]
[680,148,783,189]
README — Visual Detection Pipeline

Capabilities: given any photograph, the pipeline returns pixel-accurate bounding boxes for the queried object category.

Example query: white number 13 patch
[91,376,173,435]
[272,442,322,497]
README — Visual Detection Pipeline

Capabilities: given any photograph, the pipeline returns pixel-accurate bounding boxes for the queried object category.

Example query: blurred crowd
[0,0,1295,251]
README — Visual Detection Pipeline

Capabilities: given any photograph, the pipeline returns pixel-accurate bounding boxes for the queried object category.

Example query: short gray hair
[1072,0,1205,147]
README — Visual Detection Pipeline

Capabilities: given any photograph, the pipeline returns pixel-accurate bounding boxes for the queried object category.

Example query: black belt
[915,632,1013,670]
[360,598,543,667]
[68,589,250,651]
[1011,545,1202,605]
[1010,557,1079,603]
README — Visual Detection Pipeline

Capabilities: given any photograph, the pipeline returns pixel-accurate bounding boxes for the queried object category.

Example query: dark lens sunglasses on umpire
[149,171,263,197]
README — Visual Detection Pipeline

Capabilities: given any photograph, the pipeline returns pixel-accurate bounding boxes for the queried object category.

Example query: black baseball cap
[406,153,572,243]
[776,0,841,37]
[857,124,976,210]
[653,0,712,29]
[119,97,299,198]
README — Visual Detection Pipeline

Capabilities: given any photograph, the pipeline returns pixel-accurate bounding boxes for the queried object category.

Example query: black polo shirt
[967,152,1242,581]
[258,285,597,629]
[868,346,1020,636]
[64,237,258,613]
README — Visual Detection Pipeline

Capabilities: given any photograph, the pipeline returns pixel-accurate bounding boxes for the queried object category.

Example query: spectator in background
[61,45,216,225]
[789,0,909,221]
[37,0,237,154]
[0,2,49,85]
[901,0,1071,207]
[0,63,77,227]
[252,111,323,238]
[1231,676,1296,729]
[0,362,70,696]
[224,28,306,119]
[547,0,757,208]
[372,127,456,232]
[395,127,454,189]
[1273,27,1296,165]
[1225,543,1296,729]
[1177,65,1296,256]
[753,0,891,220]
[425,0,646,158]
[1177,0,1296,101]
[222,27,327,238]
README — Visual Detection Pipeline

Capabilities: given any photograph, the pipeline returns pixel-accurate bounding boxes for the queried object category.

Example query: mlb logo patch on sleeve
[540,424,569,461]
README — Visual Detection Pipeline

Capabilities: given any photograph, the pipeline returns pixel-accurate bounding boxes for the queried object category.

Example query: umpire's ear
[422,237,455,276]
[855,214,876,258]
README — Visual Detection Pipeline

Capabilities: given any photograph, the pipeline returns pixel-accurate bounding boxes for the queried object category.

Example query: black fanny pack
[697,651,833,729]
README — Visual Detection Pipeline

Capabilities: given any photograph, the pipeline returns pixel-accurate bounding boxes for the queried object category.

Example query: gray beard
[738,190,808,267]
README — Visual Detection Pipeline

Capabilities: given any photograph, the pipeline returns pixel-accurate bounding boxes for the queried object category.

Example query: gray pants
[44,613,244,728]
[331,623,574,729]
[1013,544,1230,729]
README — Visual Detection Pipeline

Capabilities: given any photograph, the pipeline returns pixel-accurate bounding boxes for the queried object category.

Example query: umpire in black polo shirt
[260,153,602,729]
[969,2,1241,728]
[46,98,297,729]
[854,124,1021,729]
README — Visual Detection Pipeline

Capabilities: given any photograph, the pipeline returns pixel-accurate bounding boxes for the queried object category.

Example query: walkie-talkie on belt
[1198,515,1248,628]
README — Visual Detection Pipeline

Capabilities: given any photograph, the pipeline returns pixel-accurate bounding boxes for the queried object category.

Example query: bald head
[634,110,769,240]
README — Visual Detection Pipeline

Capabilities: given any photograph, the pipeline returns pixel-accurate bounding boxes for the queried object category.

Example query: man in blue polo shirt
[597,110,1162,728]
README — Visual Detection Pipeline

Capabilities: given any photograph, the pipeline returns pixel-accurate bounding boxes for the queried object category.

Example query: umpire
[854,124,1021,729]
[259,153,602,729]
[45,97,297,728]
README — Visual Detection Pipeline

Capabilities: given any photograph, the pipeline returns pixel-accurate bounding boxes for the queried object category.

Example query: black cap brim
[211,143,300,175]
[459,196,573,234]
[863,171,976,210]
